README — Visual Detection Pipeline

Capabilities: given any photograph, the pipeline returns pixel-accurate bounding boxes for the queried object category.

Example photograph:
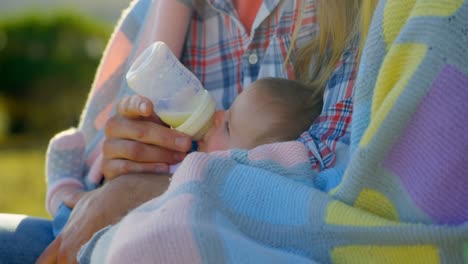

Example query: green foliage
[0,149,49,218]
[0,11,111,143]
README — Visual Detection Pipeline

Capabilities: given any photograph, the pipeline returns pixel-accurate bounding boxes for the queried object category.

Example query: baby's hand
[117,94,155,119]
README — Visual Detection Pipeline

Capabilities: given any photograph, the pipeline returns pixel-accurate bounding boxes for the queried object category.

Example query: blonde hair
[292,0,378,90]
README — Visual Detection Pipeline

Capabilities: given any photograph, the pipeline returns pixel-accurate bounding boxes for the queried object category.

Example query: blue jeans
[0,214,54,263]
[0,204,72,263]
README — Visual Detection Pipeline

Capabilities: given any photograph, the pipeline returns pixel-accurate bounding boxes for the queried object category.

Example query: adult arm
[100,0,193,180]
[37,173,170,264]
[38,95,190,263]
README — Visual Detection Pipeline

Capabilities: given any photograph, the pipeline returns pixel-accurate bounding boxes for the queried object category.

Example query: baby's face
[197,86,276,152]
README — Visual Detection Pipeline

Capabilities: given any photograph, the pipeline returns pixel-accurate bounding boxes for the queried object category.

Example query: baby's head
[197,77,323,152]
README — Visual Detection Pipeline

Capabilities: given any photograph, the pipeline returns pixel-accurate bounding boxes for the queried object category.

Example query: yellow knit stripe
[360,43,427,147]
[326,201,399,226]
[383,0,462,50]
[383,0,417,49]
[355,188,399,221]
[331,245,440,264]
[411,0,464,18]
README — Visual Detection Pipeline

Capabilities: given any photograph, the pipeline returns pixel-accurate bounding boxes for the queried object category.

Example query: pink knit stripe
[46,179,85,216]
[209,150,230,158]
[248,142,309,167]
[106,194,201,264]
[170,152,213,190]
[49,129,85,150]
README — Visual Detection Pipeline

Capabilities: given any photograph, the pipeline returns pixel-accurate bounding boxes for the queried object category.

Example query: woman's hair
[252,77,323,142]
[292,0,378,90]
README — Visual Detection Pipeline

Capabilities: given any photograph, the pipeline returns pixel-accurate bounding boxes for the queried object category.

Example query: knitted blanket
[78,0,468,263]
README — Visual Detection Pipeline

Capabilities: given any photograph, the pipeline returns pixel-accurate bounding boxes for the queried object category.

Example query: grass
[0,148,50,219]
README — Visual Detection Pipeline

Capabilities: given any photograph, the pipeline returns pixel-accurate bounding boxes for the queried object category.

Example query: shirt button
[248,53,258,65]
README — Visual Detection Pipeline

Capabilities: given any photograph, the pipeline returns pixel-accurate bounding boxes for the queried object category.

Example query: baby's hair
[251,77,323,143]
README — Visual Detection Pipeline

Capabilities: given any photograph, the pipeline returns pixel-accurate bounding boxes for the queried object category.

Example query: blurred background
[0,0,131,218]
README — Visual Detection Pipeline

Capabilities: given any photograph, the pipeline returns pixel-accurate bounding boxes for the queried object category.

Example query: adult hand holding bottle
[102,41,216,180]
[102,95,192,179]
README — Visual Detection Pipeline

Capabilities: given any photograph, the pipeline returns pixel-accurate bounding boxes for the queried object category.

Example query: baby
[46,77,323,236]
[197,77,322,152]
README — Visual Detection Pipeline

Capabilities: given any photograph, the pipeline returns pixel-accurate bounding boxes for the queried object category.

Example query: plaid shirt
[46,0,356,212]
[179,0,358,171]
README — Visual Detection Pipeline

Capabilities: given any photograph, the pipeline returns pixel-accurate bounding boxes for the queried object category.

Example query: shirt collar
[208,0,282,33]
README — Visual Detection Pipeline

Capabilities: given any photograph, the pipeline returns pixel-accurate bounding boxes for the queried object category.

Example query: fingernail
[174,152,185,162]
[139,102,148,113]
[175,137,190,149]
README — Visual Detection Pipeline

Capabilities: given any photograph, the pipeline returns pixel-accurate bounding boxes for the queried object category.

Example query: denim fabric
[0,214,54,264]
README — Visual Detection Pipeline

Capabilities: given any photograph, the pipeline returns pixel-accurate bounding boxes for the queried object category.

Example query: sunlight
[0,213,27,230]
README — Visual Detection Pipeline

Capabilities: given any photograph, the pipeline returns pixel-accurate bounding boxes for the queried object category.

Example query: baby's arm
[45,128,86,216]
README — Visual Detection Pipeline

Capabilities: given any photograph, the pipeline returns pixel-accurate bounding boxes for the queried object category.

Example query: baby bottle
[126,41,215,140]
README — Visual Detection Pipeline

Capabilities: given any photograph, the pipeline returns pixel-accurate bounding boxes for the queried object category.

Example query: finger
[102,138,186,163]
[36,237,60,264]
[104,118,192,152]
[101,159,171,180]
[63,191,86,208]
[117,95,154,118]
